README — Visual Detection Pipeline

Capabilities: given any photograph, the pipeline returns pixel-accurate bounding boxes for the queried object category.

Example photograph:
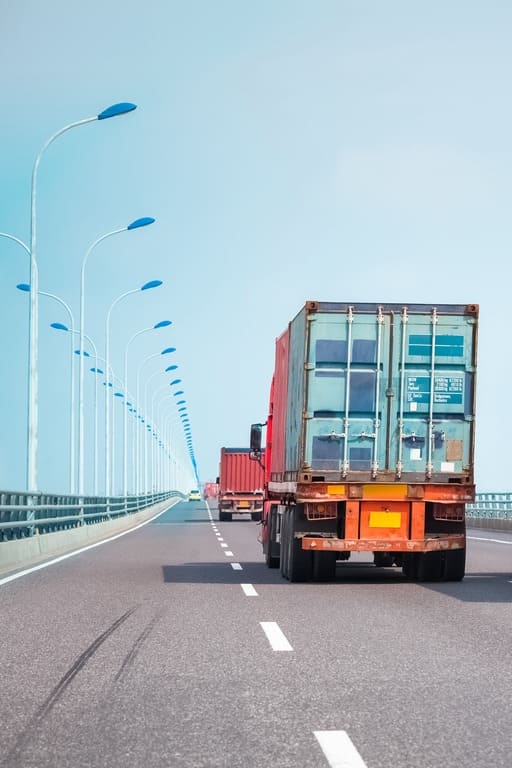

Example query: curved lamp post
[25,102,137,493]
[78,214,155,496]
[104,279,162,497]
[17,283,76,494]
[123,319,172,497]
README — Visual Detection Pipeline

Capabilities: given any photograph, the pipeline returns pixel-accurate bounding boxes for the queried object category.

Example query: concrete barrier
[0,498,178,576]
[467,517,512,533]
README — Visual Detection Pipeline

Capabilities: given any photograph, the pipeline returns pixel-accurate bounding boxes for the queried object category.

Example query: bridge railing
[0,490,185,541]
[466,493,512,520]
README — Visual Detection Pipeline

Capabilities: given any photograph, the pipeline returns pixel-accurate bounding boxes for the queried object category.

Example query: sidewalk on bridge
[0,498,178,579]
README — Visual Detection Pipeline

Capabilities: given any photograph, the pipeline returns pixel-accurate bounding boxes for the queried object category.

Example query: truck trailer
[217,448,265,522]
[250,301,478,582]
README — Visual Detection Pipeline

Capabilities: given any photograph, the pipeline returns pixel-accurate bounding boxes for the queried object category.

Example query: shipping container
[217,448,265,521]
[251,301,478,582]
[203,482,219,500]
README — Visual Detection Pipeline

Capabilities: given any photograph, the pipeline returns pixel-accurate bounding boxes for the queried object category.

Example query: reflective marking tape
[241,584,258,597]
[231,563,243,570]
[260,622,293,651]
[314,731,368,768]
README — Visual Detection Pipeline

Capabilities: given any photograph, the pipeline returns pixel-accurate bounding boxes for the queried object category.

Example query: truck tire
[287,509,312,583]
[416,552,443,582]
[373,552,394,568]
[251,512,261,522]
[219,512,232,522]
[443,548,465,581]
[402,554,418,579]
[312,551,337,582]
[265,508,280,569]
[280,509,290,580]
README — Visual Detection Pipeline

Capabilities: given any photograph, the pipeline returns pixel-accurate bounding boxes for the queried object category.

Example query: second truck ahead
[250,300,478,582]
[217,447,265,521]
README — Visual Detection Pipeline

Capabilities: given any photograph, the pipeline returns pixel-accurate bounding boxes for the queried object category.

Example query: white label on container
[410,401,417,412]
[441,462,455,472]
[410,448,421,461]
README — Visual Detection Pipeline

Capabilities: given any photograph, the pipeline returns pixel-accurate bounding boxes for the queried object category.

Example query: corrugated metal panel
[270,330,289,477]
[279,302,478,483]
[219,449,265,493]
[286,306,307,472]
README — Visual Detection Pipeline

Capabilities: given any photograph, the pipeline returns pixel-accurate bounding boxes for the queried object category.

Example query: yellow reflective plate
[369,511,401,528]
[363,484,407,500]
[327,485,346,495]
[238,501,250,508]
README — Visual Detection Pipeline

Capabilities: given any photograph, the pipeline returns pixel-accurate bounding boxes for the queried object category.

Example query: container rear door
[303,306,476,481]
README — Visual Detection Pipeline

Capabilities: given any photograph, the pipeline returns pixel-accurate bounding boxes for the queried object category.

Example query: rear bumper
[301,534,465,552]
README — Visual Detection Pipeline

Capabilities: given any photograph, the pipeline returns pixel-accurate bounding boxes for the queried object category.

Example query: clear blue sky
[0,1,510,493]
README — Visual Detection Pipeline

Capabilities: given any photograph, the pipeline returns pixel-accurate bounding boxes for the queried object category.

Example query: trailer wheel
[219,512,232,522]
[373,552,394,568]
[416,552,443,582]
[312,551,337,582]
[442,548,465,581]
[265,508,279,569]
[287,510,312,583]
[280,509,290,580]
[402,554,418,579]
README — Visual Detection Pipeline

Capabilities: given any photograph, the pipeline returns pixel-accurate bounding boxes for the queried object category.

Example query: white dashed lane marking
[260,622,293,651]
[225,551,234,557]
[231,563,243,570]
[240,584,258,597]
[314,731,368,768]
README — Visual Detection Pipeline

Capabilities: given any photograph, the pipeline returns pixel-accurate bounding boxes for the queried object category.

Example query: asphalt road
[0,500,511,768]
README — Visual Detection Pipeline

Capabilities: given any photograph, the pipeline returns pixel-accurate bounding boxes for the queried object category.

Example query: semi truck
[217,448,265,522]
[250,300,478,582]
[203,482,219,500]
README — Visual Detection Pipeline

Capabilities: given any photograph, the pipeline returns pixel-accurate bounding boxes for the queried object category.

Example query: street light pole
[28,103,137,493]
[104,280,162,497]
[78,216,155,496]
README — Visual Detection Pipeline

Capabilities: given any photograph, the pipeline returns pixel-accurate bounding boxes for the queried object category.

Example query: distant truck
[250,301,478,582]
[203,482,219,500]
[217,448,265,522]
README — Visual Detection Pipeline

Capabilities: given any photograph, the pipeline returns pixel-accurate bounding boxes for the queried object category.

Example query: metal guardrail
[466,493,512,520]
[0,489,185,541]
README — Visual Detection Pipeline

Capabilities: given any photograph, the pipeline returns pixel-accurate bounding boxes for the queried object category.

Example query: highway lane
[0,502,511,768]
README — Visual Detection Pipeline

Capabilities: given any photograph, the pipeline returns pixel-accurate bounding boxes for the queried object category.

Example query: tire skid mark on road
[3,607,137,766]
[114,614,161,683]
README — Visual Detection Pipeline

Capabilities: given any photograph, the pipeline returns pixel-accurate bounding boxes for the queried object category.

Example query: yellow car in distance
[188,489,201,502]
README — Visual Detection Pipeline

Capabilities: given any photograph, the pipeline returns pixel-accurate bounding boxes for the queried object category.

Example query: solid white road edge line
[260,621,293,651]
[468,536,512,545]
[241,583,258,597]
[231,563,243,570]
[0,499,179,588]
[314,731,368,768]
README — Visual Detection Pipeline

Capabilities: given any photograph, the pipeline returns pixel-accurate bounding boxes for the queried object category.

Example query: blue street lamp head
[51,322,69,332]
[90,368,104,375]
[75,349,91,357]
[161,347,176,355]
[170,379,181,386]
[141,279,163,291]
[16,283,30,292]
[98,102,137,120]
[178,407,187,412]
[165,365,178,372]
[154,320,172,329]
[177,400,186,405]
[127,216,155,230]
[114,392,124,397]
[173,390,184,396]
